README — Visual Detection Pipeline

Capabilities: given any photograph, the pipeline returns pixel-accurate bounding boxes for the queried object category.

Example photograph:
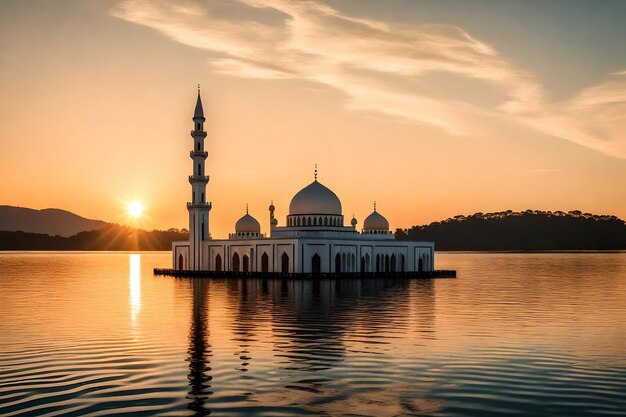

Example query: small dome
[363,210,389,231]
[235,213,260,233]
[351,217,358,226]
[289,180,342,215]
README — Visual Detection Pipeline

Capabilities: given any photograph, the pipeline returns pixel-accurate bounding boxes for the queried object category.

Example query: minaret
[269,200,277,235]
[187,86,211,270]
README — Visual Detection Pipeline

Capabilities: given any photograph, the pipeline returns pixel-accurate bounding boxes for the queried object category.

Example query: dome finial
[374,201,377,212]
[246,203,249,214]
[197,83,200,93]
[314,164,318,181]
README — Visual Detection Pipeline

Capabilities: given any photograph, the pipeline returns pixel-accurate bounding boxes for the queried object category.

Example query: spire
[314,164,318,181]
[194,85,204,119]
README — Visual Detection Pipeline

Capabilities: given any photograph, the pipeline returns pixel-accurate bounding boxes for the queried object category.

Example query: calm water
[1,252,626,416]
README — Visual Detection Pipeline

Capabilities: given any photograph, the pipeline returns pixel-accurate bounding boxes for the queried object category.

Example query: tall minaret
[187,86,211,270]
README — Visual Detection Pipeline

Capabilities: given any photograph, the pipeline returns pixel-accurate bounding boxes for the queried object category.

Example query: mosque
[171,90,435,275]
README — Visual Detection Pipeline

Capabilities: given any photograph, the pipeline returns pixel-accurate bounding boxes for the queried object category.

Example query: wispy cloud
[111,0,626,159]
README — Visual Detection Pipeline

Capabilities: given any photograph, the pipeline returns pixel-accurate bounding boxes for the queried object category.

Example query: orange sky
[1,1,626,238]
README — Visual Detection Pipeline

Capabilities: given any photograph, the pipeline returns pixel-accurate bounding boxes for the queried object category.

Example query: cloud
[111,0,626,159]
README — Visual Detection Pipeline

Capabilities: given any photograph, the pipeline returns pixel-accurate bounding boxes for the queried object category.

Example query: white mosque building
[171,90,435,275]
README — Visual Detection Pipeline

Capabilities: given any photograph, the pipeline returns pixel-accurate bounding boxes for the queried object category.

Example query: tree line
[395,210,626,250]
[0,224,189,251]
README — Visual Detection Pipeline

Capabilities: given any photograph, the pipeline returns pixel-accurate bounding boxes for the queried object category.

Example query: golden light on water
[127,201,144,218]
[129,254,141,326]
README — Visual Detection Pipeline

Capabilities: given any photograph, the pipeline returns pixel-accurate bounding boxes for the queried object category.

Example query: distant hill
[396,210,626,250]
[0,205,108,237]
[0,225,189,251]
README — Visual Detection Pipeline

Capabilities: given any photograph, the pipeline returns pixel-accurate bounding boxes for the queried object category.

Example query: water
[1,252,625,416]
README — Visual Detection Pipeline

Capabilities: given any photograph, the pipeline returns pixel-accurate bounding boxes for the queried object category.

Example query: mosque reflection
[186,279,212,415]
[183,277,435,415]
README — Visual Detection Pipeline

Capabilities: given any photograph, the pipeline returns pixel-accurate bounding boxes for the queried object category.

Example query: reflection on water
[0,252,626,416]
[129,254,141,326]
[187,279,212,416]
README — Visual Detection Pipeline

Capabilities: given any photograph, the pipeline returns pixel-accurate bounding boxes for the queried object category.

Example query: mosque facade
[172,91,434,274]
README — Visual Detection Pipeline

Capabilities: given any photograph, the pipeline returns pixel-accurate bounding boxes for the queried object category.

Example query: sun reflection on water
[129,254,141,326]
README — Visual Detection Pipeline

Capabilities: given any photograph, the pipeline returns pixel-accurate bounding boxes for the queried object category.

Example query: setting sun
[127,201,144,218]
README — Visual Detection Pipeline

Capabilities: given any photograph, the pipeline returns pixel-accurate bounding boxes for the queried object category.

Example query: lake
[1,252,625,416]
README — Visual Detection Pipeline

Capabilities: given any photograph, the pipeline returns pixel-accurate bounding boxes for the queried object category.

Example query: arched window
[197,163,201,176]
[196,123,200,131]
[391,254,396,273]
[351,254,356,272]
[313,217,317,226]
[335,252,341,273]
[178,253,184,271]
[318,217,322,226]
[342,253,347,272]
[324,217,328,226]
[376,254,380,273]
[196,142,200,151]
[281,253,289,273]
[243,254,249,273]
[307,217,311,226]
[385,255,390,272]
[261,253,269,273]
[202,221,205,240]
[215,254,222,272]
[201,192,204,202]
[312,253,321,274]
[232,253,240,273]
[401,255,405,272]
[365,253,370,272]
[361,256,366,273]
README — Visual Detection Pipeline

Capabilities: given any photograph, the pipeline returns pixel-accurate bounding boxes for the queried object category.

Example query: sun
[127,201,144,218]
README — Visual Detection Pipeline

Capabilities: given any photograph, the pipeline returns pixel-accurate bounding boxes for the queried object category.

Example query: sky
[1,0,626,237]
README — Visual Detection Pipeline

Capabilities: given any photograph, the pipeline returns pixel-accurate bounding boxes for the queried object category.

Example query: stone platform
[153,268,456,279]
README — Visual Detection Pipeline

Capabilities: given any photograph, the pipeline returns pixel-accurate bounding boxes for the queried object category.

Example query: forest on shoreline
[395,210,626,250]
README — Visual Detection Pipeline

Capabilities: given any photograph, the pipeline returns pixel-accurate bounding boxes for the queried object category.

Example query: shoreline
[1,250,625,254]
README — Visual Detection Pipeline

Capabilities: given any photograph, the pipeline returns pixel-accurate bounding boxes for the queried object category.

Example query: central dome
[289,180,342,215]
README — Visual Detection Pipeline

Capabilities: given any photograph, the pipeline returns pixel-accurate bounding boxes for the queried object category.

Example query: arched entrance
[385,255,390,273]
[375,255,380,273]
[312,253,321,275]
[391,254,396,272]
[335,253,341,273]
[261,253,269,273]
[178,253,184,270]
[360,256,366,273]
[400,255,405,272]
[281,253,289,273]
[243,254,249,273]
[418,257,424,272]
[232,253,240,273]
[215,254,222,272]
